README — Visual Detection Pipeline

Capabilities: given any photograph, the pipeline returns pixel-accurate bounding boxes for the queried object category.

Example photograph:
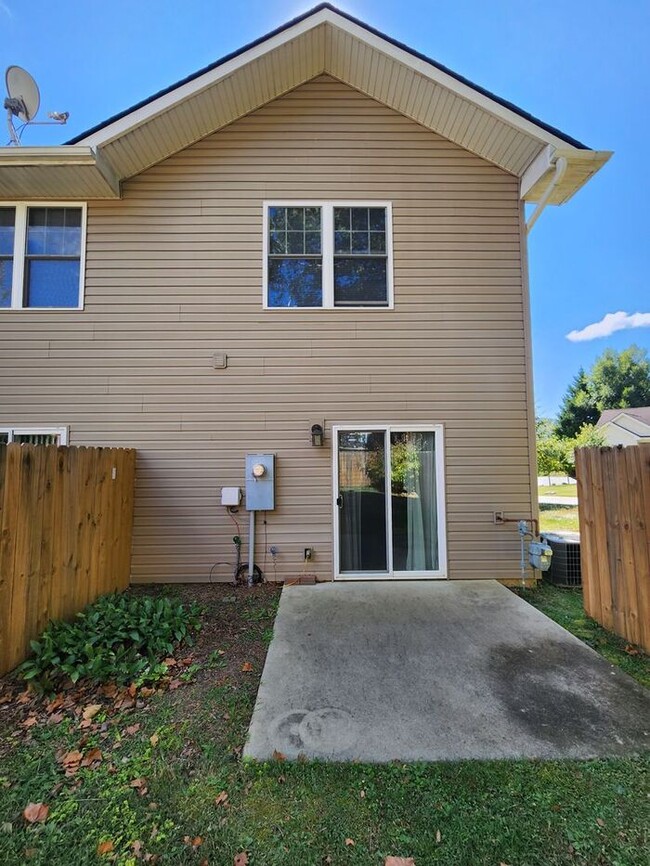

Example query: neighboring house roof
[0,3,611,202]
[597,407,650,430]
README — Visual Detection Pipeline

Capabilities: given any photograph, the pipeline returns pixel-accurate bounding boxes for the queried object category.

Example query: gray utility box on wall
[245,453,275,511]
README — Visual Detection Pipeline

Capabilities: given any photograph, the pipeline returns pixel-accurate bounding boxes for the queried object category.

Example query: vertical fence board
[576,444,650,653]
[576,449,599,621]
[636,444,650,651]
[590,447,613,628]
[0,444,136,676]
[615,447,639,645]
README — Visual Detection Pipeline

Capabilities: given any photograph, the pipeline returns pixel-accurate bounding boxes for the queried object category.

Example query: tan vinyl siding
[0,75,534,582]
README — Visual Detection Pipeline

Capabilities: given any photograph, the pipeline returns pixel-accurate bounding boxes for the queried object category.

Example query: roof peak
[66,2,589,150]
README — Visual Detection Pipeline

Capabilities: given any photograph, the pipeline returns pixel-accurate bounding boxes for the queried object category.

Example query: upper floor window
[264,202,393,309]
[0,203,86,310]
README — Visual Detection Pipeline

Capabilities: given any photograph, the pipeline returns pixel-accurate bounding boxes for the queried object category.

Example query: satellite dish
[6,66,40,122]
[4,65,68,145]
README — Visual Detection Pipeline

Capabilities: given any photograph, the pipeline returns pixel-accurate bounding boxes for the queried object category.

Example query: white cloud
[566,311,650,342]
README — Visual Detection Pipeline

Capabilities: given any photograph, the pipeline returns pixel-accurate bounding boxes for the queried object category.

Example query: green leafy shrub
[19,593,202,689]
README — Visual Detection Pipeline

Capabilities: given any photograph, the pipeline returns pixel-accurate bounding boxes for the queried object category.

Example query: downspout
[526,156,568,233]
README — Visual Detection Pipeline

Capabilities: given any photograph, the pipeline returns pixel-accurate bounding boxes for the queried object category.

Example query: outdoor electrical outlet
[493,511,505,524]
[304,547,313,561]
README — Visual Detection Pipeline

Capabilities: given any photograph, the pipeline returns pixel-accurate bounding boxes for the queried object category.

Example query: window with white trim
[264,202,393,308]
[0,426,68,445]
[0,203,86,310]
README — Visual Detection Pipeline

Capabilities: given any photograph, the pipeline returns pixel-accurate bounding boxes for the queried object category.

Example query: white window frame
[0,201,87,311]
[0,425,69,444]
[332,423,447,580]
[262,201,394,310]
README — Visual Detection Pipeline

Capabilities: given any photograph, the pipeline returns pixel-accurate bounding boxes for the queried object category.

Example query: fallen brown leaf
[345,838,355,847]
[125,724,141,736]
[101,683,118,698]
[183,835,203,848]
[596,817,605,827]
[130,777,147,789]
[214,791,229,806]
[272,749,286,761]
[140,687,156,698]
[233,854,249,866]
[149,733,159,747]
[97,840,114,855]
[241,662,253,672]
[168,679,182,690]
[23,803,49,824]
[624,644,640,656]
[60,750,83,776]
[82,703,102,721]
[163,658,177,667]
[132,840,144,857]
[80,747,103,767]
[22,716,38,729]
[436,829,441,843]
[46,695,64,713]
[385,859,415,866]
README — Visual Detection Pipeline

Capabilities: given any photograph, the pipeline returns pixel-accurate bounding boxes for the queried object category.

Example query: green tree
[555,346,650,438]
[536,434,566,479]
[589,345,650,410]
[555,368,598,438]
[559,423,607,479]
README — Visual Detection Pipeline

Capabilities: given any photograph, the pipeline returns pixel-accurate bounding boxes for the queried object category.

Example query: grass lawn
[539,503,580,533]
[538,484,578,498]
[515,582,649,690]
[1,583,648,866]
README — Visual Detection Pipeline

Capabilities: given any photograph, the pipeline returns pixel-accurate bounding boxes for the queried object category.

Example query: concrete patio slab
[244,580,650,762]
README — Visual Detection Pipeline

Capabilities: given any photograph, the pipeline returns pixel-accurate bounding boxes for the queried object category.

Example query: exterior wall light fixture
[311,424,324,447]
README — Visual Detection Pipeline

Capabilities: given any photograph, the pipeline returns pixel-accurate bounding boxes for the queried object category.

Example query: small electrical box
[245,453,275,511]
[221,487,241,507]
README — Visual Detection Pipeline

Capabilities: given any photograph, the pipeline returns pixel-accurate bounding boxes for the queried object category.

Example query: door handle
[336,495,343,508]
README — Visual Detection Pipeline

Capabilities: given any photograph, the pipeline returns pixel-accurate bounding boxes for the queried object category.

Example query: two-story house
[0,4,610,584]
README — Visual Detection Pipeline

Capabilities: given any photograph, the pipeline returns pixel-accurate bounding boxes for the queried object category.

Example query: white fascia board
[72,6,577,156]
[74,9,333,148]
[520,144,554,199]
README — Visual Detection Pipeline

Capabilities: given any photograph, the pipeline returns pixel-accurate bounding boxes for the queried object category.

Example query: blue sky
[3,0,648,416]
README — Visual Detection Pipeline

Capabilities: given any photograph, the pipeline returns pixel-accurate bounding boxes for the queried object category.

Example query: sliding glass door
[334,425,446,579]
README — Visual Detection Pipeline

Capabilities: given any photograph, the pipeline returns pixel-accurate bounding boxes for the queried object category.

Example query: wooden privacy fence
[0,444,136,675]
[575,443,650,653]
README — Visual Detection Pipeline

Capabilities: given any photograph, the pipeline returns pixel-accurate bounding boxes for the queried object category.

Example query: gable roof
[0,3,611,202]
[597,407,650,428]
